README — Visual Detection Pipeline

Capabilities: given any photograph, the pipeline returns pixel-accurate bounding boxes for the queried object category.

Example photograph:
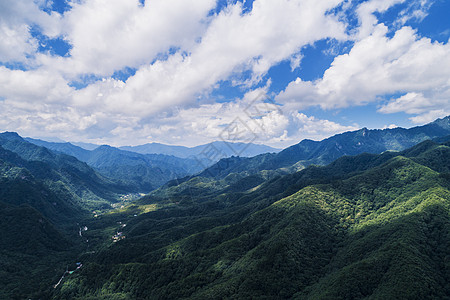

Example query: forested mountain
[23,116,450,192]
[47,137,450,299]
[0,132,127,210]
[200,115,450,179]
[25,138,207,193]
[269,115,450,169]
[24,138,93,161]
[1,118,450,299]
[25,138,279,194]
[0,134,131,300]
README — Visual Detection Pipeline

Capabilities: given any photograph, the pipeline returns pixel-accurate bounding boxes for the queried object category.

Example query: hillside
[48,138,450,299]
[0,141,119,299]
[199,115,450,180]
[25,138,206,193]
[0,133,128,211]
[1,120,449,299]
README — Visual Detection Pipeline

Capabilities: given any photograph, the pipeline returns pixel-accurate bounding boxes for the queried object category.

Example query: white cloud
[38,0,348,120]
[0,77,355,148]
[0,0,61,62]
[0,23,36,62]
[292,112,358,140]
[94,0,347,116]
[352,0,432,38]
[0,0,350,147]
[379,92,432,114]
[409,110,448,124]
[290,53,303,72]
[396,0,433,26]
[355,0,405,39]
[276,24,450,123]
[95,94,356,148]
[379,91,450,124]
[382,124,399,129]
[0,66,73,103]
[56,0,216,77]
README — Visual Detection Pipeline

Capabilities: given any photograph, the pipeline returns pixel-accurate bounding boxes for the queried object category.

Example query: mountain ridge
[49,137,450,299]
[119,141,280,158]
[198,115,450,180]
[24,137,207,193]
[1,117,450,299]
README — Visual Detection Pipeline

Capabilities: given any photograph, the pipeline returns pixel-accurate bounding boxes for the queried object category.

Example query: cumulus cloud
[0,67,73,103]
[276,23,450,124]
[70,88,356,148]
[379,91,450,124]
[0,77,355,148]
[0,0,447,147]
[3,0,349,143]
[354,0,433,38]
[55,0,216,77]
[65,0,348,118]
[293,113,357,138]
[0,0,61,62]
[379,92,433,114]
[355,0,405,38]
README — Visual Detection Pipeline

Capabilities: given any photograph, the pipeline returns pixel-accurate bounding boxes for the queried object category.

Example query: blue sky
[0,0,449,147]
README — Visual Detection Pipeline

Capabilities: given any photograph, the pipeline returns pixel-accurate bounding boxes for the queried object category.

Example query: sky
[0,0,449,148]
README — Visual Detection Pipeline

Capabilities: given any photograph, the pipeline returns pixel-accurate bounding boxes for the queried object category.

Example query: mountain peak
[356,127,369,137]
[95,144,116,151]
[0,132,24,141]
[432,115,450,130]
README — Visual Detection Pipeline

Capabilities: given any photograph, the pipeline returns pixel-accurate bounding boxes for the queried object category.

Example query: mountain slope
[0,201,76,300]
[25,138,206,192]
[0,132,127,211]
[24,138,92,160]
[0,142,100,300]
[50,138,450,299]
[269,115,450,169]
[201,115,450,180]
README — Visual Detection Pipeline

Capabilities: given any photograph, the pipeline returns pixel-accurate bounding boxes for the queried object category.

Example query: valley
[1,116,450,299]
[2,1,450,298]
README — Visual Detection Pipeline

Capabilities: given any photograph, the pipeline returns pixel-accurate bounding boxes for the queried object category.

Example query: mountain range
[24,138,206,193]
[199,115,450,179]
[51,130,450,299]
[25,138,281,193]
[1,116,450,299]
[119,141,280,158]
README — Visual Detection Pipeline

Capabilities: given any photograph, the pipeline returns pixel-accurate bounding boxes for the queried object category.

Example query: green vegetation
[1,128,450,299]
[0,134,133,299]
[48,139,450,299]
[25,138,206,193]
[199,115,450,180]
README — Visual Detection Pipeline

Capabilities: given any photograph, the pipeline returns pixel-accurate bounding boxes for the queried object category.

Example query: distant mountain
[269,115,450,168]
[0,132,127,212]
[71,141,101,150]
[119,141,280,158]
[199,115,450,179]
[25,137,207,193]
[2,121,450,299]
[25,138,92,160]
[0,134,126,299]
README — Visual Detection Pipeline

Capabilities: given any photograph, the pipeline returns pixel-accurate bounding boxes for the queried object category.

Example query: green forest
[1,121,450,299]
